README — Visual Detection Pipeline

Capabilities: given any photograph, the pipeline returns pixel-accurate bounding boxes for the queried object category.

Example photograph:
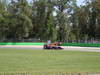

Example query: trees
[31,0,47,39]
[0,0,10,40]
[31,0,56,41]
[92,0,100,40]
[54,0,73,42]
[83,0,100,41]
[8,0,33,39]
[0,0,100,42]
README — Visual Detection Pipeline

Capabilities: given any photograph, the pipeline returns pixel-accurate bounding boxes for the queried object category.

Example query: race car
[43,42,63,50]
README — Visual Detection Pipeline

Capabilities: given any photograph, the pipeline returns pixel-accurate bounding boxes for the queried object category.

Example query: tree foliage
[0,0,100,42]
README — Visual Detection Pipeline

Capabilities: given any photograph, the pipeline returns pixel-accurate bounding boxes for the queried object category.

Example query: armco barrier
[0,43,45,45]
[61,43,100,47]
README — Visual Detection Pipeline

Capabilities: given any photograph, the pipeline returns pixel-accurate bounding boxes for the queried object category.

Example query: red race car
[43,42,63,50]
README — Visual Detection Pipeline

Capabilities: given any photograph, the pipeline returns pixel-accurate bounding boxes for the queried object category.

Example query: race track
[0,45,100,52]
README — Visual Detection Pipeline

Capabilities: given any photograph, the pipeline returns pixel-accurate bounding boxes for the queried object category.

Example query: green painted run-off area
[61,43,100,47]
[0,42,100,47]
[0,43,45,46]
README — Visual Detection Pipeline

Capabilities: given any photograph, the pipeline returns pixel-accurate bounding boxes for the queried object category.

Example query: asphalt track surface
[0,45,100,52]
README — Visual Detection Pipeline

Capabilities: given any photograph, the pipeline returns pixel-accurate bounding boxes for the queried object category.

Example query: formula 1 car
[43,42,63,50]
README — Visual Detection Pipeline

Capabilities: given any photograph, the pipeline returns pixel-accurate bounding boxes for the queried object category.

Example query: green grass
[0,48,100,75]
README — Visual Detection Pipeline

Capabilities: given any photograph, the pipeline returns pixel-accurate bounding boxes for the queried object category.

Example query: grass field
[0,48,100,75]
